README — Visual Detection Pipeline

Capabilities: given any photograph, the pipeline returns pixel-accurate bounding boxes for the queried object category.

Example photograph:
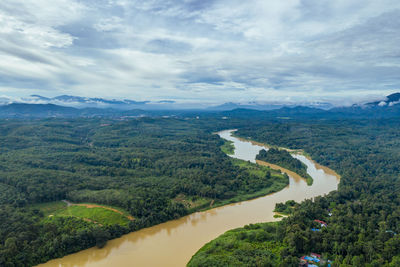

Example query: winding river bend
[39,130,339,267]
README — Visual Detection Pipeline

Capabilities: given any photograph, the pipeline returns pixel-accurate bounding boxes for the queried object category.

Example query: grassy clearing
[33,200,131,226]
[54,205,130,226]
[221,140,235,155]
[73,202,133,220]
[32,201,67,215]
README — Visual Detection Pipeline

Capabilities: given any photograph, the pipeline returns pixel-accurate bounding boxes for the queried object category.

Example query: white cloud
[0,12,75,48]
[94,17,123,32]
[0,0,399,103]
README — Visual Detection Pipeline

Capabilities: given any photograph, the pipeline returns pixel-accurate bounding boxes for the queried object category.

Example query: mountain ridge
[0,93,399,118]
[1,93,398,111]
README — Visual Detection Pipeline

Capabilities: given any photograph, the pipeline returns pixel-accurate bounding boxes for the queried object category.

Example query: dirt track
[62,200,134,220]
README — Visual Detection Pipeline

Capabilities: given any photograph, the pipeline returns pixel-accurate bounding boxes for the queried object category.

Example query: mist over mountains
[0,95,174,110]
[0,93,399,119]
[365,92,400,107]
[1,93,394,110]
[0,94,332,110]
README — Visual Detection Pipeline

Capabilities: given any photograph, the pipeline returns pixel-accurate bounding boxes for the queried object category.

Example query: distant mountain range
[0,94,334,111]
[30,95,150,106]
[0,95,178,110]
[207,101,334,111]
[0,93,399,119]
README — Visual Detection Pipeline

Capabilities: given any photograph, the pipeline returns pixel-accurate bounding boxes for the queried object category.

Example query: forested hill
[256,148,313,185]
[189,119,400,266]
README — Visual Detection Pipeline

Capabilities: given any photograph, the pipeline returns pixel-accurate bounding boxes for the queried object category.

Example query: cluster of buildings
[300,253,332,267]
[303,219,331,265]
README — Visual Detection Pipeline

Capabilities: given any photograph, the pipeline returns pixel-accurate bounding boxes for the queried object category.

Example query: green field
[54,206,130,226]
[77,202,133,219]
[34,201,131,226]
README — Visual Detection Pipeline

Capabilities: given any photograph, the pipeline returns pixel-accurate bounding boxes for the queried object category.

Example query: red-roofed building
[314,219,327,227]
[311,252,321,258]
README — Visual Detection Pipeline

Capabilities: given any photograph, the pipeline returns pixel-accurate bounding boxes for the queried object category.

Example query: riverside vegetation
[256,148,313,185]
[0,118,288,266]
[189,119,400,266]
[2,116,400,266]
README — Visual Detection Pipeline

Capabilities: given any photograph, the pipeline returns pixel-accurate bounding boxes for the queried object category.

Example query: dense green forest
[0,118,287,266]
[188,222,296,267]
[3,116,400,266]
[190,119,400,266]
[256,148,313,185]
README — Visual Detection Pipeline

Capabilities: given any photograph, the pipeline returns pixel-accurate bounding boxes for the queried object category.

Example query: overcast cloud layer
[0,0,399,104]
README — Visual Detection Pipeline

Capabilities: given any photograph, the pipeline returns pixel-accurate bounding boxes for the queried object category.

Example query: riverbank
[188,131,341,266]
[232,131,340,185]
[38,130,339,267]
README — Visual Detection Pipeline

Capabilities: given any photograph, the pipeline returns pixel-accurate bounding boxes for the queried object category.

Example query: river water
[38,129,339,267]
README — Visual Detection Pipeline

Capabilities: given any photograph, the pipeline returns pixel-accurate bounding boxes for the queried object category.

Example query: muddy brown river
[38,129,340,267]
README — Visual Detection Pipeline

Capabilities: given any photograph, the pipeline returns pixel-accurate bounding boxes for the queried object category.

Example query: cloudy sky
[0,0,399,105]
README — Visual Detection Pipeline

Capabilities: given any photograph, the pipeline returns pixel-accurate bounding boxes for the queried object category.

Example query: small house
[314,219,328,227]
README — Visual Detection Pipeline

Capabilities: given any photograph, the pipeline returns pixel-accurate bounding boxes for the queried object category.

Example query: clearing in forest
[33,201,133,226]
